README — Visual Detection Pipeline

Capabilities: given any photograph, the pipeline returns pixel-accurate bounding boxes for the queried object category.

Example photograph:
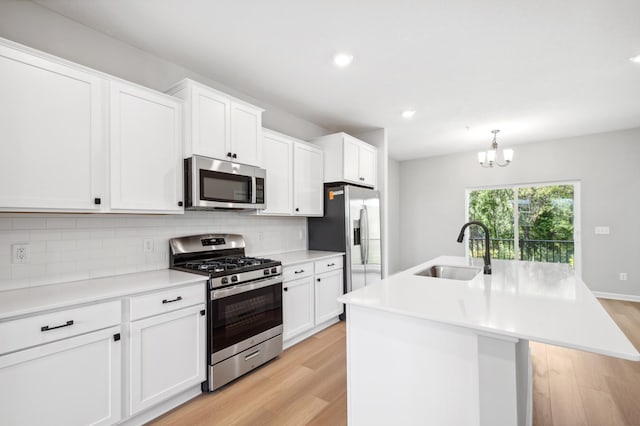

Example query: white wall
[0,0,325,291]
[387,158,401,275]
[399,127,640,296]
[0,0,328,141]
[0,213,306,291]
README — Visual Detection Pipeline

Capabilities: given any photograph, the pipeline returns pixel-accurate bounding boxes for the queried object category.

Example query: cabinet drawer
[283,262,314,281]
[0,300,121,355]
[129,282,205,321]
[314,256,343,274]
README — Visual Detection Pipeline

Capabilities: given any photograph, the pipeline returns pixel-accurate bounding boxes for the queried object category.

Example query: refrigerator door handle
[359,207,366,264]
[361,206,369,264]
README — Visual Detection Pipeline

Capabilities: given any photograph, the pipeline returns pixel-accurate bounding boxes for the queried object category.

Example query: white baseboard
[118,385,202,426]
[592,291,640,302]
[283,317,341,350]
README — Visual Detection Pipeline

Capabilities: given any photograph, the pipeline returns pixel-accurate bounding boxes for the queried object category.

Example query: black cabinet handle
[317,278,321,282]
[41,320,74,332]
[294,270,305,274]
[162,296,183,304]
[232,153,237,159]
[94,197,101,205]
[284,287,288,292]
[200,309,206,316]
[295,208,299,212]
[178,201,183,207]
[327,263,335,267]
[113,333,121,341]
[227,152,233,157]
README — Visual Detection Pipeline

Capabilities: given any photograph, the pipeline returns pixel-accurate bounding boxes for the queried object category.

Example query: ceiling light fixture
[402,110,416,118]
[333,53,354,67]
[478,130,513,168]
[630,54,640,64]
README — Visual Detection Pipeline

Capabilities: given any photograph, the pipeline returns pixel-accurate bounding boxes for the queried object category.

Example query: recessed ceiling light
[333,53,354,67]
[402,110,416,118]
[630,54,640,63]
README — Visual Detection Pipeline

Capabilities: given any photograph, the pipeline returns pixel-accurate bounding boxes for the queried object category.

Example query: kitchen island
[337,256,640,426]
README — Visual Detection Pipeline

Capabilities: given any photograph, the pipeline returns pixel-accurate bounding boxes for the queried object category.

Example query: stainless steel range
[169,234,283,391]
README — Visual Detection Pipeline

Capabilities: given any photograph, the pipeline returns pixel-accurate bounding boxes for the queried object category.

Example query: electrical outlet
[143,239,154,253]
[258,232,264,241]
[619,272,628,281]
[12,243,31,264]
[595,226,610,235]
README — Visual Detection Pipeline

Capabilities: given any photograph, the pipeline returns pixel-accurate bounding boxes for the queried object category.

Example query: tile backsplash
[0,212,307,291]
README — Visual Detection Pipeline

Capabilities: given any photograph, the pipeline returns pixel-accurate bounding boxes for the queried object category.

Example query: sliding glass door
[466,182,580,274]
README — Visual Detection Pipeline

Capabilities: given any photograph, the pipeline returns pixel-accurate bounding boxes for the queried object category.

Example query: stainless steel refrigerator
[308,184,383,296]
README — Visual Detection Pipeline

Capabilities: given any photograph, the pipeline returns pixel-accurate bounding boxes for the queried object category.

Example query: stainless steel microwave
[184,155,266,210]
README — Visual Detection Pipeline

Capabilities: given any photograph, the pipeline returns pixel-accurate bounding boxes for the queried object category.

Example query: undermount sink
[415,265,482,281]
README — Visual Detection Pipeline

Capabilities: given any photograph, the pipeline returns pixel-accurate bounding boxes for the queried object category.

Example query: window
[465,182,581,274]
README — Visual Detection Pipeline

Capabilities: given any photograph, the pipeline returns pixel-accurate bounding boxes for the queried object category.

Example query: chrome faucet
[457,221,492,275]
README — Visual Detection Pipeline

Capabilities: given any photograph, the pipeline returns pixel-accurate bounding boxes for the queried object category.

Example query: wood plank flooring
[151,299,640,426]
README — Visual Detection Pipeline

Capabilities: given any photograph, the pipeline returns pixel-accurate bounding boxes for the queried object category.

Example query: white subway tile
[0,218,12,230]
[46,240,77,252]
[30,230,62,241]
[46,218,77,229]
[13,218,47,230]
[0,231,30,243]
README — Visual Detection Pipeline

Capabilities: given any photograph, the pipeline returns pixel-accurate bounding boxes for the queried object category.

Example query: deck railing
[469,237,574,264]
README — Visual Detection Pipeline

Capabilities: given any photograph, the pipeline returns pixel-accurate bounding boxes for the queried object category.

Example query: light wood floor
[151,299,640,426]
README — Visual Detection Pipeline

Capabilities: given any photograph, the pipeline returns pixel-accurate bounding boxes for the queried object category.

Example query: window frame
[464,180,582,277]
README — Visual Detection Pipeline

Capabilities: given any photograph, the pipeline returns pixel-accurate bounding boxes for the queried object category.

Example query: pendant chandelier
[478,129,513,168]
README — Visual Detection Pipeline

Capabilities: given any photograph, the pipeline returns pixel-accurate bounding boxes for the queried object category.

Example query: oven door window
[200,170,252,203]
[211,283,282,354]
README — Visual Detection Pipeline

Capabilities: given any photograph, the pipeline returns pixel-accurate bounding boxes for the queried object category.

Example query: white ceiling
[35,0,640,160]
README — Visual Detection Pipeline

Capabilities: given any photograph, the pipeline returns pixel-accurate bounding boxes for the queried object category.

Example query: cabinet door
[342,135,361,183]
[129,304,206,415]
[294,143,323,216]
[0,326,121,426]
[230,101,262,166]
[283,276,315,341]
[315,270,344,324]
[191,84,231,160]
[261,132,293,215]
[359,143,377,187]
[0,44,105,211]
[110,82,183,212]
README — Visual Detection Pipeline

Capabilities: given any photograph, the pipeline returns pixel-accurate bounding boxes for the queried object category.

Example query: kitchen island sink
[414,264,481,280]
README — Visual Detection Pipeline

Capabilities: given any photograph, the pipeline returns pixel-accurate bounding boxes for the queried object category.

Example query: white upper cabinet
[109,81,183,213]
[0,39,185,214]
[260,129,323,217]
[311,132,378,188]
[294,142,323,216]
[0,43,106,212]
[262,130,294,215]
[167,79,264,166]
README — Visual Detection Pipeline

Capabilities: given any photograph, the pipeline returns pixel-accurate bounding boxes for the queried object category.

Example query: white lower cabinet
[315,269,344,324]
[128,303,206,415]
[0,326,122,426]
[281,255,344,346]
[283,276,315,341]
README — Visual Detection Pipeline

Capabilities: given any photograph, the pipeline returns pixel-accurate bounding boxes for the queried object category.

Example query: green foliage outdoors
[468,185,575,265]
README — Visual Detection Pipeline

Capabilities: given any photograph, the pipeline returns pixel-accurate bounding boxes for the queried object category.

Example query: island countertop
[338,255,640,361]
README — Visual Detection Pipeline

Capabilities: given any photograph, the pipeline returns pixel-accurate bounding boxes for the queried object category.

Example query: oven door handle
[212,276,283,300]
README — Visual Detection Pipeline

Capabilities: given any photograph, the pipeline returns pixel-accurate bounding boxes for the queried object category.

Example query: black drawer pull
[162,296,183,304]
[327,263,335,267]
[294,270,305,274]
[284,287,288,292]
[41,320,74,332]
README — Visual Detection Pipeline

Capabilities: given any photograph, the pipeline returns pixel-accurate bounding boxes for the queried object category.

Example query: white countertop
[271,250,344,266]
[0,269,205,321]
[338,256,640,361]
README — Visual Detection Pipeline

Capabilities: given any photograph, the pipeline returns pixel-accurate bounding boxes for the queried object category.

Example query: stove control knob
[271,267,277,274]
[221,277,229,285]
[264,269,270,275]
[231,275,238,282]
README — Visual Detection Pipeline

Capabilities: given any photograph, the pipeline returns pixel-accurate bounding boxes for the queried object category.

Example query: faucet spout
[457,221,492,274]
